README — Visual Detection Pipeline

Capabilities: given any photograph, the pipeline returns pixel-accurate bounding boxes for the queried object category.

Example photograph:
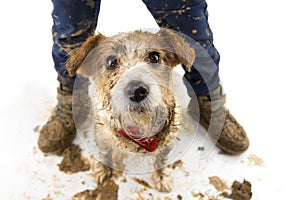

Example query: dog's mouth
[115,106,167,140]
[116,112,167,152]
[120,124,164,139]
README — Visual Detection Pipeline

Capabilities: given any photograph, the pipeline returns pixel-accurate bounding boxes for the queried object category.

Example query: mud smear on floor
[221,179,252,200]
[132,177,152,188]
[209,176,229,192]
[168,160,183,170]
[191,191,205,198]
[167,160,189,176]
[247,153,265,167]
[72,180,118,200]
[58,144,90,173]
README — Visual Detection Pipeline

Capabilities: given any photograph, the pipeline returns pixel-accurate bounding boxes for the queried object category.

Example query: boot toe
[216,111,249,154]
[38,119,76,155]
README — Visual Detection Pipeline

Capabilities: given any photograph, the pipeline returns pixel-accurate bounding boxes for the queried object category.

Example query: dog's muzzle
[117,106,166,139]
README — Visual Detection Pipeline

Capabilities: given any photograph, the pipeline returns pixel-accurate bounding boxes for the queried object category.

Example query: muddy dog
[66,29,195,192]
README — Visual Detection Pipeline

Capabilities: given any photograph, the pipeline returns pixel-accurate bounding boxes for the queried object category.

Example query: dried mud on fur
[72,180,119,200]
[58,144,90,173]
[221,179,252,200]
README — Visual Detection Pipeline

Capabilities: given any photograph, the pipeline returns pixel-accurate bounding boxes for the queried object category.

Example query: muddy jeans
[51,0,220,96]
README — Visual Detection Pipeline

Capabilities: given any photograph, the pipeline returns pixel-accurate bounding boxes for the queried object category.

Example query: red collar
[118,129,160,152]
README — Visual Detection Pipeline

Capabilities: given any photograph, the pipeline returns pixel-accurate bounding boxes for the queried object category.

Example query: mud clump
[222,179,252,200]
[58,144,90,173]
[72,180,119,200]
[197,146,205,151]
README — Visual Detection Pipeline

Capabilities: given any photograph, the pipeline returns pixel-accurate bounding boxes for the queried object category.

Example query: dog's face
[67,29,195,141]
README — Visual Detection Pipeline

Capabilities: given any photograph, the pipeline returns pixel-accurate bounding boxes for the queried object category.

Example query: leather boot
[38,85,76,155]
[198,85,249,154]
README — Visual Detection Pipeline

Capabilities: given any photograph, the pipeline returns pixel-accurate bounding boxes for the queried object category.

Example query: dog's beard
[114,105,167,140]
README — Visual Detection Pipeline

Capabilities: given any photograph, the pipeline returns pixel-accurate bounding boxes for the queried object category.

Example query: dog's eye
[106,56,119,70]
[148,51,160,64]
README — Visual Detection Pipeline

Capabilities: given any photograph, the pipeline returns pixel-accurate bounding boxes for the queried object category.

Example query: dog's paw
[93,162,112,184]
[152,169,173,192]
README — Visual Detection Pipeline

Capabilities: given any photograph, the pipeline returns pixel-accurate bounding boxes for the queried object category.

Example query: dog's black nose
[125,81,149,102]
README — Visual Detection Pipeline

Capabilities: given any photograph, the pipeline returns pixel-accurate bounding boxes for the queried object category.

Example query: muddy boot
[198,85,249,154]
[38,85,76,155]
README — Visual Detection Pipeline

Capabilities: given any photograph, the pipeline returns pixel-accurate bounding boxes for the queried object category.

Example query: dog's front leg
[92,143,113,184]
[152,146,173,192]
[93,162,112,184]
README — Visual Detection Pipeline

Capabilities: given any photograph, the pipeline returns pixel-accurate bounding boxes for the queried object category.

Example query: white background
[0,0,300,199]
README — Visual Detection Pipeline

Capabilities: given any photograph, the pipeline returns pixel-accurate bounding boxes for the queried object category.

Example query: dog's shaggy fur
[67,29,195,192]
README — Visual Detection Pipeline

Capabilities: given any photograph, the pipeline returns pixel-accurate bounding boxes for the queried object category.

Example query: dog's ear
[157,28,195,72]
[66,33,106,77]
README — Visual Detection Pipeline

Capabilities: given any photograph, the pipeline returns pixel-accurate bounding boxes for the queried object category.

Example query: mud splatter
[42,194,52,200]
[132,177,152,188]
[197,146,205,151]
[191,191,205,198]
[86,0,95,8]
[247,153,265,167]
[209,176,229,192]
[167,160,189,176]
[168,160,182,169]
[33,125,40,133]
[72,180,118,200]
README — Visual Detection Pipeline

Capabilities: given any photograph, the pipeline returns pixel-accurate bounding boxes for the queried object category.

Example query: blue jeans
[51,0,220,95]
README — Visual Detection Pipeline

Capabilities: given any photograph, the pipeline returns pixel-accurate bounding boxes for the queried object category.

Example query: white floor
[1,0,300,199]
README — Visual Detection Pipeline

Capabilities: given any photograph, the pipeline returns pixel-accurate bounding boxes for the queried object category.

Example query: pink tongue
[126,126,141,138]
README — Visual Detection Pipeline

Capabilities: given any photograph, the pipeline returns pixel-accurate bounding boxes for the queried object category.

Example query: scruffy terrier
[66,29,195,192]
